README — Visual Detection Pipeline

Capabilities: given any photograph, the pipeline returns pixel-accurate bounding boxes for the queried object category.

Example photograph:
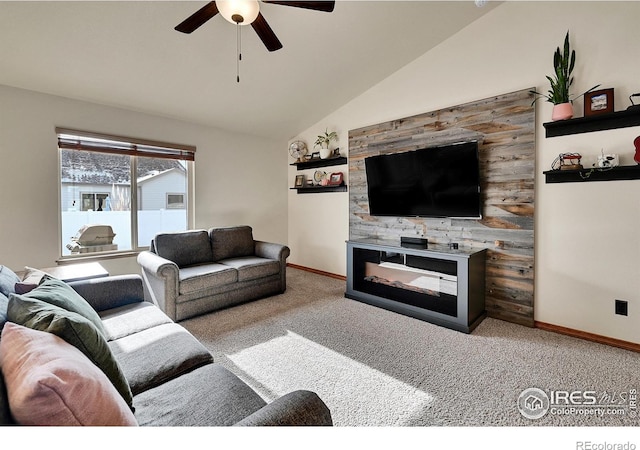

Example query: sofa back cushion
[209,226,255,261]
[154,230,213,268]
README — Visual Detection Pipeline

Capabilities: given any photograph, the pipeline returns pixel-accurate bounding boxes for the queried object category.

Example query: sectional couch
[137,226,290,322]
[0,266,332,426]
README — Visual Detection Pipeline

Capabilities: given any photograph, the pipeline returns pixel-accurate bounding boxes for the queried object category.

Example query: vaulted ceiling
[0,1,498,140]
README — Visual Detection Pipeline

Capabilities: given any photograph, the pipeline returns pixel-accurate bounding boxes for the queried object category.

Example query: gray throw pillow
[6,295,134,410]
[0,265,20,298]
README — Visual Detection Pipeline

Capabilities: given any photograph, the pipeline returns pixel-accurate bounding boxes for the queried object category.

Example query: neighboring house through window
[57,128,195,257]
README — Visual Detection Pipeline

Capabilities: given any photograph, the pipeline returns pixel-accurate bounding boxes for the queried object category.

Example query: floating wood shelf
[290,185,347,194]
[543,108,640,138]
[543,165,640,183]
[290,156,347,170]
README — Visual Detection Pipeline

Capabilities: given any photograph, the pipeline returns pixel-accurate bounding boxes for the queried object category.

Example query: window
[166,193,185,209]
[57,128,195,257]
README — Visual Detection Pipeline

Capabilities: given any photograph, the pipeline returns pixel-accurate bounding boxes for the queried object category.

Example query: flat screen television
[364,141,481,218]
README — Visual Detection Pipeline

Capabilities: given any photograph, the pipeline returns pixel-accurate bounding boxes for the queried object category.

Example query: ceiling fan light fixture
[217,0,260,25]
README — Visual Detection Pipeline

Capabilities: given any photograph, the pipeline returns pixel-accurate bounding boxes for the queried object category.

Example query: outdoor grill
[66,224,117,254]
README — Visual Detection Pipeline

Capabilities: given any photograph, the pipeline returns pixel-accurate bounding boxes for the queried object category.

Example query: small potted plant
[530,31,599,121]
[314,128,338,159]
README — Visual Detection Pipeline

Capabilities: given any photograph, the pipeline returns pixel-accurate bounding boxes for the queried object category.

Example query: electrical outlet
[615,299,628,316]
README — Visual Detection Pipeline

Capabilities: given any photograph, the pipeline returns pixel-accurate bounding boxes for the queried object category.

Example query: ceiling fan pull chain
[236,22,241,83]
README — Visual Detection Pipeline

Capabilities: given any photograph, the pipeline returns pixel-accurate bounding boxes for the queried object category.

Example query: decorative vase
[552,102,573,121]
[319,146,332,159]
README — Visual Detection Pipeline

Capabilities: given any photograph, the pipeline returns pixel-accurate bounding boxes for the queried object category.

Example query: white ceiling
[0,1,499,140]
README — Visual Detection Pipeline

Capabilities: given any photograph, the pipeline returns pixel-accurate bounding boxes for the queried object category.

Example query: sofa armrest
[254,241,290,263]
[254,241,290,293]
[233,390,332,426]
[137,251,180,321]
[68,274,144,312]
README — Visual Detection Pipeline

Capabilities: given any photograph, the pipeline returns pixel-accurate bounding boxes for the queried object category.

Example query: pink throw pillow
[0,322,137,426]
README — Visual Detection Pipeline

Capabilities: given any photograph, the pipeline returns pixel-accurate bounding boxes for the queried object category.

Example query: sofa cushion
[209,226,254,261]
[134,364,267,426]
[108,323,213,395]
[154,230,213,268]
[0,322,137,426]
[178,263,238,296]
[19,275,107,337]
[219,256,281,282]
[0,265,19,297]
[99,302,173,341]
[6,294,134,410]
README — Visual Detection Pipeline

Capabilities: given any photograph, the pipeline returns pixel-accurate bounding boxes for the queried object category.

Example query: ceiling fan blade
[262,1,335,12]
[175,1,220,34]
[251,12,283,52]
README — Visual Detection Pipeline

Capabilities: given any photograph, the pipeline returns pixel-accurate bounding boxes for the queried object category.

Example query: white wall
[0,85,287,275]
[288,2,640,343]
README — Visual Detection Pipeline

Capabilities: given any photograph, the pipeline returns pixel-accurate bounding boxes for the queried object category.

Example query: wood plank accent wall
[348,89,535,327]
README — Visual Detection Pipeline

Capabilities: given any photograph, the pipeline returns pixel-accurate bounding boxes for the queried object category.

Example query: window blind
[56,128,196,161]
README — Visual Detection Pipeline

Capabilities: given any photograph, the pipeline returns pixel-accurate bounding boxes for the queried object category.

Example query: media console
[345,239,486,333]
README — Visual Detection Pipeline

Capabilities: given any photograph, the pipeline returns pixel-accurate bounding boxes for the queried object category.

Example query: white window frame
[56,128,195,260]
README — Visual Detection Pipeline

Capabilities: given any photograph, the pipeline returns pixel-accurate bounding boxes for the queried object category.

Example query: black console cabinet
[345,239,486,333]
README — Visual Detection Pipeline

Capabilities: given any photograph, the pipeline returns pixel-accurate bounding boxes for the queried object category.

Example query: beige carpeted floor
[182,268,640,427]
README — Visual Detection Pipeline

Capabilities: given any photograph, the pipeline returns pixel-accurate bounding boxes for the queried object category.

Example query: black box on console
[400,236,428,249]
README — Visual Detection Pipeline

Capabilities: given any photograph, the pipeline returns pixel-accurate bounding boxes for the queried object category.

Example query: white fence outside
[61,210,187,255]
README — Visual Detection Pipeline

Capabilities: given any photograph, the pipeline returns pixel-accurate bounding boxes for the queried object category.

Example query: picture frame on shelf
[327,172,343,186]
[310,152,321,160]
[584,88,614,116]
[294,175,305,188]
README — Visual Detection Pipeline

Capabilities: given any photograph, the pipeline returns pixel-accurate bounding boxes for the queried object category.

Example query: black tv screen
[364,141,481,218]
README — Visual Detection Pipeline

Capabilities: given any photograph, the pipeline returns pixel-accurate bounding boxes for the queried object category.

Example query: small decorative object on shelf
[294,174,305,188]
[629,93,640,112]
[310,151,320,160]
[584,88,614,117]
[529,31,600,121]
[314,128,338,159]
[596,150,619,168]
[314,170,327,185]
[327,172,344,186]
[551,152,583,171]
[633,136,640,164]
[289,140,308,163]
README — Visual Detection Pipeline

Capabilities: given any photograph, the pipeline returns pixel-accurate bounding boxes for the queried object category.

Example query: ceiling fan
[175,1,336,52]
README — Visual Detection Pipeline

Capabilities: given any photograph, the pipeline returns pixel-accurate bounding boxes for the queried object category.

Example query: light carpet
[182,268,639,427]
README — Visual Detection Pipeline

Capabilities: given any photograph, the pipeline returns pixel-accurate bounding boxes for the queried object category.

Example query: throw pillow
[14,266,49,294]
[0,265,20,297]
[19,275,107,337]
[0,322,138,426]
[6,295,134,410]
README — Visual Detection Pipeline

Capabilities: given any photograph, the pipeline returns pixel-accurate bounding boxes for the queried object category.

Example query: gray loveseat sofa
[137,226,289,322]
[0,267,332,426]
